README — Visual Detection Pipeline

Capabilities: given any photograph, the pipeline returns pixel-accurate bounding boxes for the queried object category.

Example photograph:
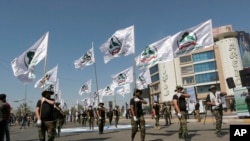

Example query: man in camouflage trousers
[130,89,147,141]
[161,102,171,126]
[97,102,106,134]
[54,102,65,137]
[172,86,190,139]
[206,85,227,137]
[113,106,120,128]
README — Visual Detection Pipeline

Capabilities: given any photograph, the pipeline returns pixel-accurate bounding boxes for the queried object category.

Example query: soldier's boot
[183,133,190,140]
[178,133,183,139]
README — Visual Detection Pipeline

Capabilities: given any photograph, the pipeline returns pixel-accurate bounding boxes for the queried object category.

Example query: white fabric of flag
[136,69,152,90]
[81,98,90,108]
[172,19,213,58]
[11,32,49,84]
[100,25,135,63]
[135,36,173,69]
[112,66,133,87]
[116,83,130,97]
[79,79,92,95]
[102,83,115,96]
[34,65,58,88]
[97,89,104,102]
[74,47,95,69]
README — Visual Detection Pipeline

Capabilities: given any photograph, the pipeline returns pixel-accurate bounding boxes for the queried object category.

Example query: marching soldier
[54,102,65,137]
[172,86,190,139]
[130,89,147,141]
[87,106,95,130]
[113,105,120,128]
[161,102,171,126]
[152,101,160,129]
[97,102,106,134]
[206,85,227,137]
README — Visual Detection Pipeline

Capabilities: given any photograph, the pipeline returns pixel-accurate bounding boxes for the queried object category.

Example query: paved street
[9,113,250,141]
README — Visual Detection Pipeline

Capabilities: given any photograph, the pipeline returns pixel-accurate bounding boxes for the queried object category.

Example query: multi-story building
[149,25,248,109]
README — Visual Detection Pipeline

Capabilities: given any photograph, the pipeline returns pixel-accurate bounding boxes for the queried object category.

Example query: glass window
[182,76,195,85]
[180,55,192,63]
[150,84,159,93]
[151,74,159,83]
[195,72,218,84]
[196,84,221,93]
[192,51,215,62]
[194,61,216,73]
[150,65,158,74]
[181,65,193,74]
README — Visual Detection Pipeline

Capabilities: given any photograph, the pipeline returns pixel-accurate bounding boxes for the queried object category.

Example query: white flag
[74,47,95,69]
[172,19,213,57]
[117,83,130,97]
[81,98,90,107]
[100,25,135,63]
[135,36,173,69]
[112,66,133,87]
[102,83,115,96]
[11,32,49,83]
[34,65,58,88]
[79,79,92,95]
[136,69,151,90]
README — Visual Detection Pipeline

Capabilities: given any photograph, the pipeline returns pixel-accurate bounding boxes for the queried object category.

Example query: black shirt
[130,98,143,117]
[173,94,186,111]
[36,99,54,121]
[195,103,200,110]
[153,104,160,115]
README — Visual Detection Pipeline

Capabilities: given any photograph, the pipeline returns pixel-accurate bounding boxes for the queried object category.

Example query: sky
[1,0,250,111]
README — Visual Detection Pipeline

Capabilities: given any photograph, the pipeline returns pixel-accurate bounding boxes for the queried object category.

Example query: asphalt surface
[8,112,250,141]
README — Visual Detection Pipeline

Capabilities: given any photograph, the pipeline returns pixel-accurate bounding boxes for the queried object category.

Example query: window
[192,51,215,62]
[194,61,216,73]
[150,65,158,74]
[151,84,159,93]
[196,84,221,93]
[181,65,193,74]
[195,72,218,84]
[180,55,192,63]
[182,76,195,85]
[151,74,159,83]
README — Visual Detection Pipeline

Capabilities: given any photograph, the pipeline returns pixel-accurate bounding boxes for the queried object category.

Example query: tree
[16,103,32,116]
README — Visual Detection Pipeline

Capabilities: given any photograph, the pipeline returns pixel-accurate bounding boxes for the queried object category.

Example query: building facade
[149,25,246,109]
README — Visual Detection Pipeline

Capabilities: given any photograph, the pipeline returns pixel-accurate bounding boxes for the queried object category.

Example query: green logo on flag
[109,36,122,56]
[118,73,126,85]
[177,31,197,50]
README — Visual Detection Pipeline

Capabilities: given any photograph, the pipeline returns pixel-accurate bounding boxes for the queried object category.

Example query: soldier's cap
[208,85,216,91]
[99,102,104,106]
[42,90,54,97]
[135,89,142,94]
[176,85,183,89]
[0,94,6,100]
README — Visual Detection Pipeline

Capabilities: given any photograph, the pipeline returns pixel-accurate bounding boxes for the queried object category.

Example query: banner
[112,66,133,87]
[11,32,49,83]
[135,36,173,69]
[74,47,95,69]
[79,79,92,95]
[100,25,135,63]
[136,69,151,90]
[172,19,213,57]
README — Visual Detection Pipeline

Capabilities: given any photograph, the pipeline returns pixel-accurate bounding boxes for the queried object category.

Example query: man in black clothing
[152,101,160,129]
[130,89,147,141]
[35,90,55,141]
[195,102,201,122]
[97,102,105,134]
[172,85,190,139]
[54,102,65,137]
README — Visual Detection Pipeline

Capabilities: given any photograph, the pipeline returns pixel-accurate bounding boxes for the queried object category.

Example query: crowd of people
[2,84,250,141]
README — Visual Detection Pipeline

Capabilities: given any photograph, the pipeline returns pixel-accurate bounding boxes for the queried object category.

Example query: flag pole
[92,42,100,103]
[42,32,49,92]
[132,25,136,98]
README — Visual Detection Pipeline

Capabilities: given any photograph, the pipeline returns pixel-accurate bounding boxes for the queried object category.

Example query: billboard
[237,31,250,68]
[233,87,250,117]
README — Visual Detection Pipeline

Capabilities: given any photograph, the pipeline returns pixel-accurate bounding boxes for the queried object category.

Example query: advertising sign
[233,87,250,117]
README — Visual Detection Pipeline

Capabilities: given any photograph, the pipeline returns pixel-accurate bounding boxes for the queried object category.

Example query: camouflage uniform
[87,108,95,130]
[213,109,222,134]
[97,105,105,134]
[38,121,56,141]
[152,102,160,129]
[130,95,146,141]
[162,103,171,125]
[113,108,119,128]
[178,111,188,137]
[54,105,65,137]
